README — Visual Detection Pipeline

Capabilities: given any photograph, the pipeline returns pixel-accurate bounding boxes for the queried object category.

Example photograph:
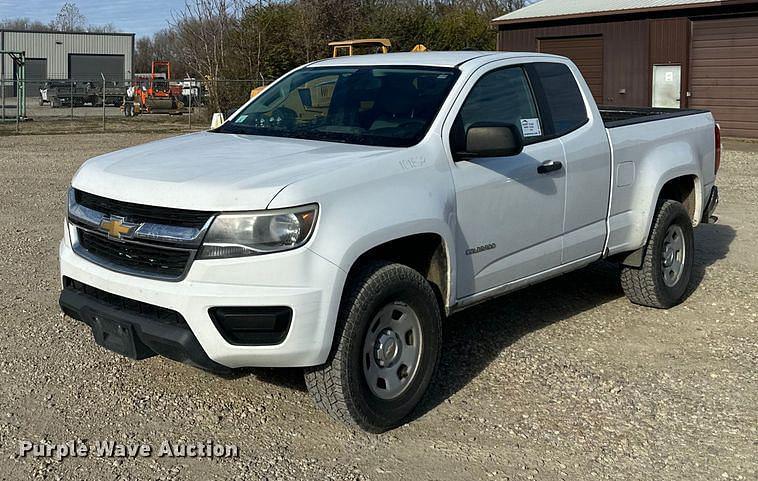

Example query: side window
[530,62,589,135]
[451,67,543,151]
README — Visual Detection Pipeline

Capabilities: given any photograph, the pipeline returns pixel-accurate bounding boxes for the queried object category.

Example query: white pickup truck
[60,52,720,432]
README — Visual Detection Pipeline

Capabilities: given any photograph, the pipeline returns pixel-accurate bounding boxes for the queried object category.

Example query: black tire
[621,199,694,308]
[304,261,442,433]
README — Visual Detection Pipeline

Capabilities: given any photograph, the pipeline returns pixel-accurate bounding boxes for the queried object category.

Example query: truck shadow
[685,222,736,299]
[412,222,735,422]
[238,224,735,421]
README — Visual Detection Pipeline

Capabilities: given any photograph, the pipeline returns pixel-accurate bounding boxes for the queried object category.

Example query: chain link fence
[0,77,269,135]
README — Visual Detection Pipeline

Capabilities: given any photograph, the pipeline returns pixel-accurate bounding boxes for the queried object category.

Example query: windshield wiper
[215,123,402,146]
[214,123,253,134]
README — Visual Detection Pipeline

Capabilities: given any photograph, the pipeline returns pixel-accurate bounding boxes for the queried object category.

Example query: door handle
[537,160,563,174]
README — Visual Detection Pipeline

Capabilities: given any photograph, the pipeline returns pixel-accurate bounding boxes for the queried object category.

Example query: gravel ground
[0,133,755,481]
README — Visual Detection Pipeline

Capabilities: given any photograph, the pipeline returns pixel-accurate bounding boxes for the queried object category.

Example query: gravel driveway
[0,133,755,481]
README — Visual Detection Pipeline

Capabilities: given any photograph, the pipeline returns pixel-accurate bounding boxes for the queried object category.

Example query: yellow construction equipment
[329,38,391,57]
[250,85,266,98]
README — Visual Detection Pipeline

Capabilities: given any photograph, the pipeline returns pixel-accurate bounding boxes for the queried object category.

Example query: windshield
[216,66,460,147]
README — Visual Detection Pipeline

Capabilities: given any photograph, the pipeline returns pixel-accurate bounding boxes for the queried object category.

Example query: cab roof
[309,51,554,69]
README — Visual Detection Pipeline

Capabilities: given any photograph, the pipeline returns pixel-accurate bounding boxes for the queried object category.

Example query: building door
[15,58,47,98]
[690,16,758,138]
[539,36,603,104]
[652,64,681,108]
[68,54,125,82]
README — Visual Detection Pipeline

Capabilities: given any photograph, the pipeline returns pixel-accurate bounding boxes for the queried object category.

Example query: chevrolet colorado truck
[60,52,720,432]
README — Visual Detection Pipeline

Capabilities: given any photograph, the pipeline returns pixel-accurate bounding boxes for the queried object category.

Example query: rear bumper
[701,185,719,224]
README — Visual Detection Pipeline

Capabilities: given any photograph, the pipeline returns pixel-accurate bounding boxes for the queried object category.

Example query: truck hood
[72,131,396,211]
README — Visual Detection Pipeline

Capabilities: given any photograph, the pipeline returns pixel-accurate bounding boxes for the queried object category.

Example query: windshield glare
[216,66,459,147]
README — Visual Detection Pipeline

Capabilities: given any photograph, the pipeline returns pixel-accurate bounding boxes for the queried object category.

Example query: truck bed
[600,106,709,128]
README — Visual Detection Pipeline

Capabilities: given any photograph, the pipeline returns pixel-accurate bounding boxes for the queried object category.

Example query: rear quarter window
[530,62,589,136]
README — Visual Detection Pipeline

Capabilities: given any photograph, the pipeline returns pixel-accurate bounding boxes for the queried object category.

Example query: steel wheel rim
[661,224,686,287]
[362,302,423,400]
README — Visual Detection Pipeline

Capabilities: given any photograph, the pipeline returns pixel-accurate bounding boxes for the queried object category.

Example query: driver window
[451,67,542,151]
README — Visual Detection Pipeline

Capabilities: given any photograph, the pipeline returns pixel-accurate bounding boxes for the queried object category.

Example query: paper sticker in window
[520,118,542,137]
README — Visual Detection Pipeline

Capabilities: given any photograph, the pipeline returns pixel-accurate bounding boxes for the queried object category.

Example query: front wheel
[621,199,694,308]
[305,261,442,432]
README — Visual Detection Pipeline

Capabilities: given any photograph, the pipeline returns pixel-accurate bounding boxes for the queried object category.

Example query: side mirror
[459,122,523,159]
[210,112,225,129]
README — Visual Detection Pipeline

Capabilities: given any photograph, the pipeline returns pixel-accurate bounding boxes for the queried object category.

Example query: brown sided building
[493,0,758,138]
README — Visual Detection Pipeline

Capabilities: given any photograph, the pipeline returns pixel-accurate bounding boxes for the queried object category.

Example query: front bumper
[60,278,232,374]
[59,232,346,369]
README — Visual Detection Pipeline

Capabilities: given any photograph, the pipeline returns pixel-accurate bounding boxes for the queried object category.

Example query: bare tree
[0,17,54,31]
[2,8,120,33]
[162,0,534,111]
[88,23,119,33]
[53,2,87,32]
[484,0,527,17]
[134,29,189,76]
[171,0,241,111]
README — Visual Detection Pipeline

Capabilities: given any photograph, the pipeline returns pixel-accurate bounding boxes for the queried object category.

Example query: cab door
[446,65,567,298]
[526,61,611,264]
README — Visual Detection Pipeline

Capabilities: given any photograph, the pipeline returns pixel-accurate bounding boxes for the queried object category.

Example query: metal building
[0,29,134,97]
[494,0,758,138]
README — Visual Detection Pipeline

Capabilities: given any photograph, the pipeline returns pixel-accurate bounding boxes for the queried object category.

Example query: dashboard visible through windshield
[215,66,460,147]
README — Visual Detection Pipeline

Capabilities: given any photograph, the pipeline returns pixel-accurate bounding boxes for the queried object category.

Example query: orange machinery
[134,61,184,113]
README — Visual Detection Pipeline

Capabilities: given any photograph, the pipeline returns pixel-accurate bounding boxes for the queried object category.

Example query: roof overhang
[492,0,748,27]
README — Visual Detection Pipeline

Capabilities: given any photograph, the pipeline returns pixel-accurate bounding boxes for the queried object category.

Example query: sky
[0,0,188,37]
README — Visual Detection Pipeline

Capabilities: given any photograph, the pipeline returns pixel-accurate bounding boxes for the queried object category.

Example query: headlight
[197,204,318,259]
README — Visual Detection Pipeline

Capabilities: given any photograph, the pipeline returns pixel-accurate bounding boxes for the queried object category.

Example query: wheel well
[659,175,697,221]
[613,175,698,268]
[348,234,448,312]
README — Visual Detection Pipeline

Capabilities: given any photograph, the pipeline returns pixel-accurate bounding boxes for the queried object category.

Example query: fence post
[101,73,106,132]
[15,79,19,133]
[70,80,74,120]
[1,74,5,122]
[188,81,192,131]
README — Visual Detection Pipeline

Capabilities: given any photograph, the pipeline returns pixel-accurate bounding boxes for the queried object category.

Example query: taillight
[714,123,721,175]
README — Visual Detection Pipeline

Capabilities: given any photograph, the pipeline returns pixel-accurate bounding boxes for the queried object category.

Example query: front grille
[74,189,214,229]
[77,229,192,279]
[62,277,185,327]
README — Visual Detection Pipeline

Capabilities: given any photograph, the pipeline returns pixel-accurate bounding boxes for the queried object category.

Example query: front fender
[268,139,458,308]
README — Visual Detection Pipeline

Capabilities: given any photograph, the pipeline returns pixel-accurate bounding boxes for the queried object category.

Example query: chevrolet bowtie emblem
[99,216,136,239]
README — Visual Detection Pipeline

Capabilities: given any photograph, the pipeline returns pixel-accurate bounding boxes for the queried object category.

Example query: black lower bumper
[701,185,719,224]
[59,277,231,375]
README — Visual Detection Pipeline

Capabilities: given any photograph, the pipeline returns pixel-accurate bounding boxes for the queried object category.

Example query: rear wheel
[305,261,441,432]
[621,199,694,308]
